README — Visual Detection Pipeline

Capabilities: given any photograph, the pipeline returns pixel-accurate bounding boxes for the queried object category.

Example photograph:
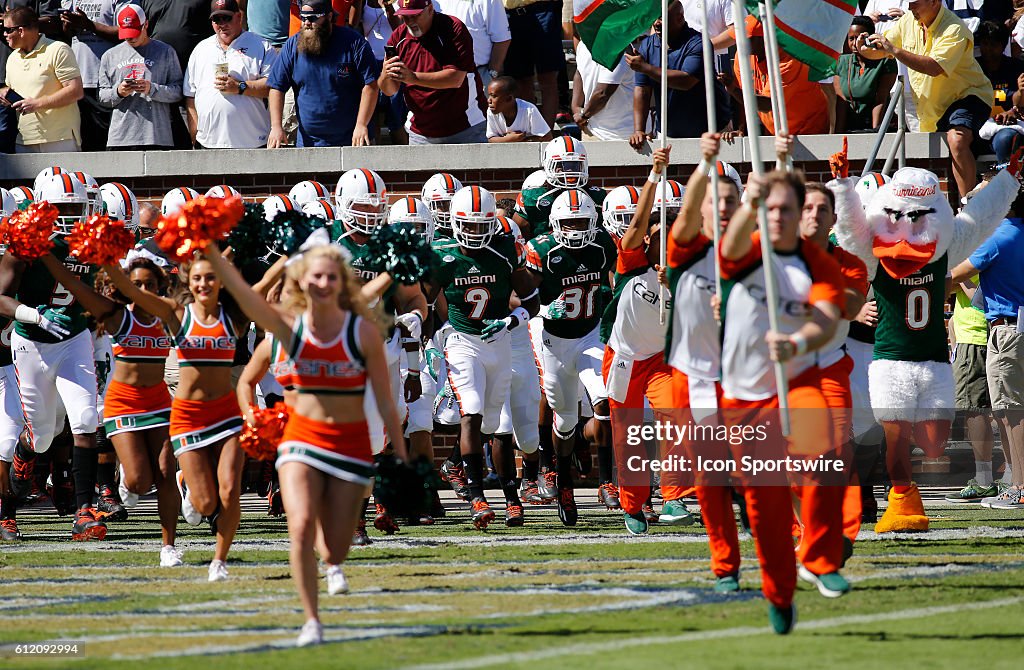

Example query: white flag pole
[731,0,791,435]
[701,0,723,301]
[760,0,792,171]
[658,0,669,326]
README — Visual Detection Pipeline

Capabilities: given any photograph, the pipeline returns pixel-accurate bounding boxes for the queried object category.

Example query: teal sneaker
[714,573,740,593]
[658,499,696,526]
[768,602,797,635]
[798,565,851,598]
[624,511,648,535]
[944,479,998,503]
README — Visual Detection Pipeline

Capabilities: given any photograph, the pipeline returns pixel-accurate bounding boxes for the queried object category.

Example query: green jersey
[432,236,521,336]
[14,240,95,343]
[338,233,397,309]
[872,253,948,363]
[525,230,617,340]
[514,184,606,239]
[0,319,13,367]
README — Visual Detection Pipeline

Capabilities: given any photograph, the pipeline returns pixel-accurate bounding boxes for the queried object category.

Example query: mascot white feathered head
[864,167,954,279]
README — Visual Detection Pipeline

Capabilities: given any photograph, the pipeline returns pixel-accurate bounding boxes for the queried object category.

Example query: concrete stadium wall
[0,133,953,201]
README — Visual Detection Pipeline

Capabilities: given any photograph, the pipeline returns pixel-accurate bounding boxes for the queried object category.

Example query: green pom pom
[366,221,436,285]
[262,209,325,257]
[226,203,267,266]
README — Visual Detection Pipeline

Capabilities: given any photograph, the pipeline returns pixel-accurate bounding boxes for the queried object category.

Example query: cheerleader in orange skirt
[205,240,407,647]
[39,255,182,565]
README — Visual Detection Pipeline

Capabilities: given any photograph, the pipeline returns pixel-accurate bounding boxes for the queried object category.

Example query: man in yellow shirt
[856,0,993,200]
[1,7,84,152]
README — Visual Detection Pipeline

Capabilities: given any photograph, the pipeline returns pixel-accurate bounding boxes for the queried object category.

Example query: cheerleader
[204,240,407,647]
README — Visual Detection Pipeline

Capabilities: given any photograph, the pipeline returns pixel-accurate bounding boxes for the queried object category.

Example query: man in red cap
[378,0,486,144]
[98,2,183,150]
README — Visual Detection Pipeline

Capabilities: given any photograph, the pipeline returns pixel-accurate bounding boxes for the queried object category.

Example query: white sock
[1002,467,1014,484]
[975,461,994,487]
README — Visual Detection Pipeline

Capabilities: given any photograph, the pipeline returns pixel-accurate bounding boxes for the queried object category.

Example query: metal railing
[861,74,908,177]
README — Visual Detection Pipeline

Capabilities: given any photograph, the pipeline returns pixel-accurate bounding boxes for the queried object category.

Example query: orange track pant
[604,347,689,514]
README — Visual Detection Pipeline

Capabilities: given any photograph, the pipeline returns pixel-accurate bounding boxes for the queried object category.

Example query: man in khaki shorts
[950,195,1024,509]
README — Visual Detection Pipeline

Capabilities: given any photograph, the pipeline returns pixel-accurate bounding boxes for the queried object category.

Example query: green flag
[573,0,662,69]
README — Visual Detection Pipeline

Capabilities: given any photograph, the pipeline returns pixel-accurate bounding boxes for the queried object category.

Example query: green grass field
[1,491,1022,670]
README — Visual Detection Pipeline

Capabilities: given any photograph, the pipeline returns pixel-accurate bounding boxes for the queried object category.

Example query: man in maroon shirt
[378,0,486,144]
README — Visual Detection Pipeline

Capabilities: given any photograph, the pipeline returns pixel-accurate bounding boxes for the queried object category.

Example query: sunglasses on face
[211,14,235,24]
[299,11,328,22]
[2,26,24,34]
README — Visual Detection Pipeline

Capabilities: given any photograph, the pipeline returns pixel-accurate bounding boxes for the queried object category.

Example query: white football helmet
[206,184,241,199]
[450,185,497,249]
[543,135,589,188]
[35,173,89,237]
[602,185,641,237]
[388,195,435,244]
[710,160,743,196]
[651,179,684,225]
[98,182,140,232]
[262,194,298,222]
[289,180,330,206]
[33,166,65,194]
[855,172,891,207]
[420,172,462,233]
[301,197,338,222]
[9,186,33,208]
[161,187,199,216]
[0,188,16,222]
[68,171,100,216]
[335,168,387,236]
[550,189,598,249]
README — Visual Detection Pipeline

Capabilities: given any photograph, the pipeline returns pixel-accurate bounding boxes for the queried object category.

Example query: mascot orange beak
[872,238,937,279]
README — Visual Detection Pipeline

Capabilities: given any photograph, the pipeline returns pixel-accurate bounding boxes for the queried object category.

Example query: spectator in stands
[99,3,182,151]
[502,0,562,127]
[858,0,994,199]
[571,36,637,142]
[267,0,379,148]
[244,0,290,48]
[60,0,118,151]
[288,0,357,33]
[974,20,1024,162]
[183,0,275,149]
[485,75,549,142]
[379,0,486,145]
[359,0,407,143]
[725,16,828,137]
[862,1,907,31]
[435,0,510,88]
[681,0,734,55]
[627,0,731,150]
[1,7,84,152]
[834,16,898,132]
[949,188,1024,509]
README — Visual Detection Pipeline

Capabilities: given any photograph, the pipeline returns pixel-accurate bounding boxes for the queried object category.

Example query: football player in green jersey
[423,185,539,530]
[334,169,430,535]
[0,173,107,541]
[513,136,606,239]
[523,189,618,526]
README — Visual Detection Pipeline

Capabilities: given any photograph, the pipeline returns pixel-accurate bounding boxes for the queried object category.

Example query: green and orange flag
[747,0,857,80]
[572,0,661,69]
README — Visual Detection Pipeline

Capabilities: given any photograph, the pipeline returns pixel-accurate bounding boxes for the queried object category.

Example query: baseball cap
[395,0,430,16]
[209,0,240,20]
[116,3,146,39]
[298,0,332,13]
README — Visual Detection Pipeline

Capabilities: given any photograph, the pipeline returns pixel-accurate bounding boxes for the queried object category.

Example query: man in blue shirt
[625,0,730,150]
[267,0,378,147]
[950,194,1024,510]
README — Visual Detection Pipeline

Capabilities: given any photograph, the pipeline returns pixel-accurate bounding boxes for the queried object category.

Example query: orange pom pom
[239,402,290,461]
[154,195,244,263]
[67,214,136,266]
[2,202,57,260]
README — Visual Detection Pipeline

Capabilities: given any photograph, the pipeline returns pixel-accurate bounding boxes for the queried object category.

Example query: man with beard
[379,0,486,144]
[267,0,378,147]
[182,0,275,148]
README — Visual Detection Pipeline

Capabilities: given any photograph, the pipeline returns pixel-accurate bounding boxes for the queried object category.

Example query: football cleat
[519,478,544,505]
[289,179,330,206]
[335,168,387,237]
[48,470,76,517]
[470,498,495,530]
[374,503,399,534]
[94,484,128,522]
[420,172,462,234]
[450,185,497,249]
[0,517,22,541]
[537,470,558,502]
[267,486,284,517]
[505,503,524,527]
[598,482,621,510]
[352,518,372,546]
[71,506,107,541]
[160,186,199,217]
[557,488,577,527]
[98,182,140,232]
[10,444,35,502]
[440,459,471,501]
[543,135,589,188]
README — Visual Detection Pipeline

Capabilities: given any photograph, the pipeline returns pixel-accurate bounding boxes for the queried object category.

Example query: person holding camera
[99,4,183,151]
